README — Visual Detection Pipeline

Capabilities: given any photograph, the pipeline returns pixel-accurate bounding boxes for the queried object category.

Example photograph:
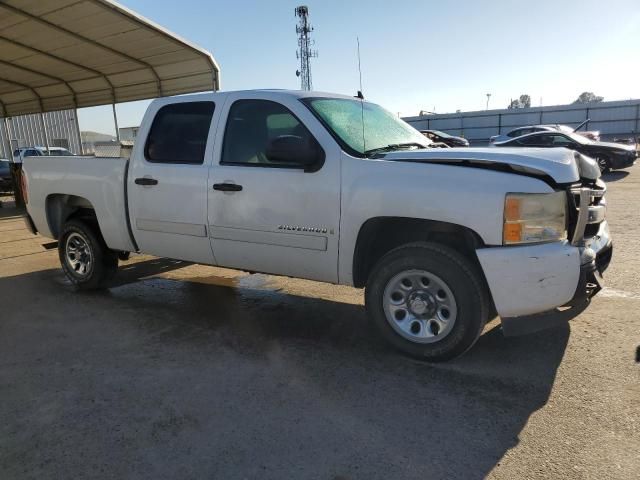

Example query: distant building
[119,126,140,143]
[81,131,117,155]
[403,98,640,146]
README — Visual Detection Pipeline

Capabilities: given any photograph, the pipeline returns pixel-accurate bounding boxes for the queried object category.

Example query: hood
[382,147,584,184]
[592,140,636,152]
[449,136,469,145]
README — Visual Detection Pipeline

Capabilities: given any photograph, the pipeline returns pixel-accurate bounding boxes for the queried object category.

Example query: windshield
[304,97,429,155]
[565,131,592,145]
[430,130,452,138]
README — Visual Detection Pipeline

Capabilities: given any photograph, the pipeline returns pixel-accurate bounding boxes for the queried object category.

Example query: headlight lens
[503,192,567,244]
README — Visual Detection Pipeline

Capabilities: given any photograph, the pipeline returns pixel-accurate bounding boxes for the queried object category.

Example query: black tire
[365,242,489,361]
[58,219,118,290]
[596,156,610,174]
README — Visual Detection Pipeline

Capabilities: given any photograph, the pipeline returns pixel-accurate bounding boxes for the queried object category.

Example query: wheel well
[352,217,486,288]
[46,194,98,239]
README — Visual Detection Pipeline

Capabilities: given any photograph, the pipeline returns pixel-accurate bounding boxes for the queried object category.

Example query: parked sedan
[13,146,75,163]
[492,131,637,173]
[489,122,600,144]
[420,130,469,147]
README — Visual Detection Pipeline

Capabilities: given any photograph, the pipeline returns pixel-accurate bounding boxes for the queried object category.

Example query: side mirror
[265,135,324,172]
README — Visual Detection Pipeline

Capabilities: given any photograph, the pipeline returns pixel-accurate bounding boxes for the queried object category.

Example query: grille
[567,181,606,244]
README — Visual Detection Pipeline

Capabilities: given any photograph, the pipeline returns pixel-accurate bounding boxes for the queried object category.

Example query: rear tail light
[20,170,28,204]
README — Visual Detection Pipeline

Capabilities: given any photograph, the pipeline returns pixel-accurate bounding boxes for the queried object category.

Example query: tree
[507,94,531,109]
[519,94,531,108]
[573,92,604,104]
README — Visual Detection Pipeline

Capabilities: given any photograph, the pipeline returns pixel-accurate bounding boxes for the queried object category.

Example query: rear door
[127,99,219,264]
[207,92,342,283]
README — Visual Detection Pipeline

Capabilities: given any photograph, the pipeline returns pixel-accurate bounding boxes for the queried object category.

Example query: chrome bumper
[570,186,606,247]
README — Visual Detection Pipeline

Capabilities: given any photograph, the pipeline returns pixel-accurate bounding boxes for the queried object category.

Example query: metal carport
[0,0,220,152]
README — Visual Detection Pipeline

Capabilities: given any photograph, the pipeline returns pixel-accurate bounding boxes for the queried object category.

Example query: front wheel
[58,219,118,290]
[596,156,610,174]
[365,242,489,361]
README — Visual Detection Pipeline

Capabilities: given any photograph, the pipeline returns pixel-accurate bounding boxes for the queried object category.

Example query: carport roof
[0,0,220,117]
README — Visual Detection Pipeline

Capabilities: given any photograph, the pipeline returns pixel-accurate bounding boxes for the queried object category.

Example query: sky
[78,0,640,135]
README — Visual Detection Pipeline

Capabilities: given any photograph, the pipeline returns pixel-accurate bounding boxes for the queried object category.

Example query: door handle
[135,177,158,186]
[213,183,243,192]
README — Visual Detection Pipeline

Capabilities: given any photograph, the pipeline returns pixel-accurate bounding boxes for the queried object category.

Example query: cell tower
[295,6,317,91]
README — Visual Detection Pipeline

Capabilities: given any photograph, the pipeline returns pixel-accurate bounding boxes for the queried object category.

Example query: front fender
[337,156,554,285]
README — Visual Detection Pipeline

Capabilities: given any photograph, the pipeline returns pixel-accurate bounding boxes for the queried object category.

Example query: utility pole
[486,93,492,111]
[295,6,318,91]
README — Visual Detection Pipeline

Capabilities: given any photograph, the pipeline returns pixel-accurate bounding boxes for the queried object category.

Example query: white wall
[0,110,81,158]
[404,99,640,145]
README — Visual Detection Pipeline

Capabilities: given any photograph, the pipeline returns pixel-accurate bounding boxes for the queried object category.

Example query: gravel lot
[0,166,638,480]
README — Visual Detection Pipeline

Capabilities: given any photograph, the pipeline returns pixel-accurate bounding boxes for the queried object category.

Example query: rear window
[144,102,215,164]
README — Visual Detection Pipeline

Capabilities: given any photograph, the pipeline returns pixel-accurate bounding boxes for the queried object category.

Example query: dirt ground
[0,167,638,480]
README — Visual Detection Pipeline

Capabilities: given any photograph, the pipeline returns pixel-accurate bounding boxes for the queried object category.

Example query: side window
[517,135,543,146]
[221,99,319,167]
[144,102,215,164]
[508,128,525,138]
[549,134,573,146]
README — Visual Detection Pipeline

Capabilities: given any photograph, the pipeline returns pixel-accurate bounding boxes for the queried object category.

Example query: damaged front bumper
[565,221,612,306]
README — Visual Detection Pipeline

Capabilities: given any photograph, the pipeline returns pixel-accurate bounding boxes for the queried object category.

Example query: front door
[207,93,341,283]
[128,100,217,264]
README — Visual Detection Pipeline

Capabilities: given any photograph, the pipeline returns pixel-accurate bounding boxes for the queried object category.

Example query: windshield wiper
[364,142,428,156]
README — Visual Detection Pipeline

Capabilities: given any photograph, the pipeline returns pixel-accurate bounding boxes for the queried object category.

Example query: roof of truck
[150,89,365,104]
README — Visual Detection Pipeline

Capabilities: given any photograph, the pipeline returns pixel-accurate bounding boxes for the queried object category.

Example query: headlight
[503,192,567,244]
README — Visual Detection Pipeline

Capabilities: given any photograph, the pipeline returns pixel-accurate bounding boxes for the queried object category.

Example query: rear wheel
[365,242,488,361]
[58,219,118,290]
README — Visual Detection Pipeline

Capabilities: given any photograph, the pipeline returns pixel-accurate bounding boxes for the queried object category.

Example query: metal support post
[74,108,84,155]
[39,113,50,154]
[112,103,120,143]
[2,118,12,160]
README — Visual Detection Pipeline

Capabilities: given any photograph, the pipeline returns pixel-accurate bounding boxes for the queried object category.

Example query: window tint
[221,100,318,167]
[549,134,574,146]
[305,97,428,155]
[144,102,215,164]
[516,135,543,146]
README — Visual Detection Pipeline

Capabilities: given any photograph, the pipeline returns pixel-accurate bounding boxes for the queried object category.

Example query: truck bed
[23,155,135,252]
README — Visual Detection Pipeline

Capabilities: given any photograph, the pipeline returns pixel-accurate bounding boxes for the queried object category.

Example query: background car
[0,159,13,192]
[492,130,637,173]
[489,122,600,144]
[420,129,469,147]
[13,146,75,163]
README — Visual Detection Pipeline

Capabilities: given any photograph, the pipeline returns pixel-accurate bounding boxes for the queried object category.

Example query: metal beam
[0,76,45,112]
[39,113,50,154]
[74,108,83,155]
[0,78,153,114]
[112,104,120,143]
[0,59,78,107]
[0,35,117,103]
[0,2,163,96]
[96,0,219,90]
[2,117,11,159]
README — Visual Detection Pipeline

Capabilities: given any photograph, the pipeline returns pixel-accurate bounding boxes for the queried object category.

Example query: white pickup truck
[22,90,612,361]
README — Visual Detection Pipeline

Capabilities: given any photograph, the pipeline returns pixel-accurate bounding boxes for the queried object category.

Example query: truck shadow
[602,170,629,182]
[1,259,572,480]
